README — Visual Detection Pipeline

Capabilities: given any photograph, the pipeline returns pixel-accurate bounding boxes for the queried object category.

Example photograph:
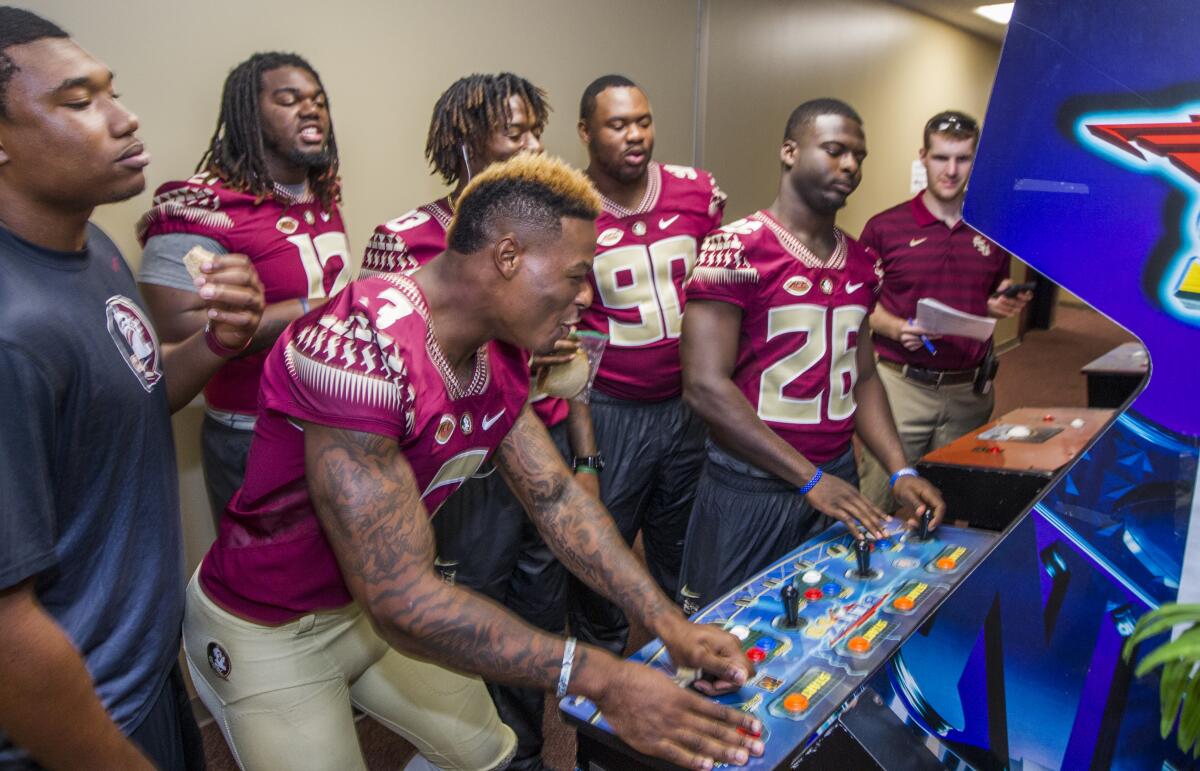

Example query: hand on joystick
[917,510,934,541]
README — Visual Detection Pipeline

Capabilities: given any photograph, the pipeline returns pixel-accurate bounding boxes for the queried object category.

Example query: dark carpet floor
[197,303,1137,770]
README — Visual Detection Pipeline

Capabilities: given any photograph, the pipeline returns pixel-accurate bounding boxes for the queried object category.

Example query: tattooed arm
[495,406,678,637]
[304,420,762,769]
[305,421,581,689]
[494,407,754,691]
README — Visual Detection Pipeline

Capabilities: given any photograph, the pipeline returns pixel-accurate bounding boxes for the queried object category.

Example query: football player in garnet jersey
[571,74,726,654]
[137,52,353,526]
[184,155,764,771]
[350,72,599,771]
[677,99,946,609]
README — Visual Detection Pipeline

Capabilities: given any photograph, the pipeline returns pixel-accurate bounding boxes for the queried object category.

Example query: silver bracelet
[556,637,577,698]
[298,296,310,313]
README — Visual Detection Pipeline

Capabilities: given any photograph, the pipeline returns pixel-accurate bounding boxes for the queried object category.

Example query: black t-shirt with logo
[0,224,182,763]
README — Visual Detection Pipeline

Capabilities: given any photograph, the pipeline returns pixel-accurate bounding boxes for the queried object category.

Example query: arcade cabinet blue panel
[870,1,1200,768]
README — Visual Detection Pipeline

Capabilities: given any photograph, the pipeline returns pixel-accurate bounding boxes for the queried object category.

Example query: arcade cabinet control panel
[560,516,998,770]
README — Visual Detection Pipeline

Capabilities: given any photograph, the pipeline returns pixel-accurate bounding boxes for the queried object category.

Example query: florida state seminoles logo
[105,296,162,392]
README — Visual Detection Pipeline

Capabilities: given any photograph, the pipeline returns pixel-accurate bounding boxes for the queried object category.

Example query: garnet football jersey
[353,198,570,427]
[579,162,725,400]
[137,174,352,414]
[199,274,531,623]
[355,198,453,280]
[684,211,881,464]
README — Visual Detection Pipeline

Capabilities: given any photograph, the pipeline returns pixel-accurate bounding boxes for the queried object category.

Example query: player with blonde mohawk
[186,154,765,771]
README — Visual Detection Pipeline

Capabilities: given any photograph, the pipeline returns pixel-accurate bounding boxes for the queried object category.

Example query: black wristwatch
[572,453,606,473]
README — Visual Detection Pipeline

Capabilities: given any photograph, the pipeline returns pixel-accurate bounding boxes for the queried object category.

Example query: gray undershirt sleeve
[137,233,228,293]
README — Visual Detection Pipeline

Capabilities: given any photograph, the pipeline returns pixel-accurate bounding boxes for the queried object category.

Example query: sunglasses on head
[928,115,978,133]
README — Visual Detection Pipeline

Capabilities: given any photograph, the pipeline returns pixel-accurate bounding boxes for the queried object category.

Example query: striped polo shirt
[860,194,1009,371]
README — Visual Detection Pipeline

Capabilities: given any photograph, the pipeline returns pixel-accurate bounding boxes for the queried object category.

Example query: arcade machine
[563,1,1200,768]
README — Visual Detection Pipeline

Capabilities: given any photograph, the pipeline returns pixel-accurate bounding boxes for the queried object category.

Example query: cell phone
[995,281,1036,298]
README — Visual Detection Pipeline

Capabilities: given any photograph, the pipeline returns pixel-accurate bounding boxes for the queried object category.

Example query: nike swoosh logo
[909,237,928,247]
[482,409,506,431]
[845,281,864,293]
[659,214,681,230]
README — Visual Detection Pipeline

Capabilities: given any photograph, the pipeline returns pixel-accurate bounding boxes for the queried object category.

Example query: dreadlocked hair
[196,52,340,209]
[447,154,600,254]
[426,73,550,187]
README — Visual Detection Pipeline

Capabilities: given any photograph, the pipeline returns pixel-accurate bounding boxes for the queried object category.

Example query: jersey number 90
[593,236,697,347]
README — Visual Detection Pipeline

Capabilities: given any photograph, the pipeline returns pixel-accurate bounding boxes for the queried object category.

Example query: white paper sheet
[915,298,996,342]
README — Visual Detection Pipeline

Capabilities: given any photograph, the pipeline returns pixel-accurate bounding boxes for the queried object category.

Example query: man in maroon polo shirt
[857,111,1031,509]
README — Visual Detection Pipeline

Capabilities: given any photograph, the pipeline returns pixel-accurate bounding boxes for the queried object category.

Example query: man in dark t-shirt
[0,10,263,770]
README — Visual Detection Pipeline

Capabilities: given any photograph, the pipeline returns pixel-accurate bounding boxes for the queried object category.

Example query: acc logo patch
[276,216,299,234]
[973,235,992,257]
[435,414,456,445]
[105,296,162,392]
[597,227,624,247]
[207,642,231,680]
[784,276,813,296]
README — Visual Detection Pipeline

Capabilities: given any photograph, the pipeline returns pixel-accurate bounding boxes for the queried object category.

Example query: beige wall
[702,0,1000,234]
[32,0,1005,566]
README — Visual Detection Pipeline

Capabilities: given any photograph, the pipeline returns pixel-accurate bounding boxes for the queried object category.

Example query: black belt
[879,358,977,386]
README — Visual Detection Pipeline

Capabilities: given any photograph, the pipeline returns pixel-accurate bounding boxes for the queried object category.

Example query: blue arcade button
[823,583,840,597]
[756,637,777,652]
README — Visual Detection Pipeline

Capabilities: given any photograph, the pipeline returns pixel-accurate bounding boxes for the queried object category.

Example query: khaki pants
[859,363,994,511]
[183,572,516,771]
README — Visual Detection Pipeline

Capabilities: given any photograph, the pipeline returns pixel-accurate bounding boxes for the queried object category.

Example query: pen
[910,318,937,356]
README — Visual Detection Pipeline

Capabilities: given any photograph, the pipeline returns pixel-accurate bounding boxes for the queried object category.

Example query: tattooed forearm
[303,421,592,691]
[494,408,682,634]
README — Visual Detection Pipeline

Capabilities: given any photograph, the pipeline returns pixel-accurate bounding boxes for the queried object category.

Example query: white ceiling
[888,0,1009,43]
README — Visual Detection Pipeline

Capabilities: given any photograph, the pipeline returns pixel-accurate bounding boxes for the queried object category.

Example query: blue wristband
[889,467,919,488]
[798,468,823,496]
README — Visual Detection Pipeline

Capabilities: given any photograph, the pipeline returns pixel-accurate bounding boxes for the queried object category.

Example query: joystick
[855,537,872,578]
[917,510,934,541]
[781,584,801,628]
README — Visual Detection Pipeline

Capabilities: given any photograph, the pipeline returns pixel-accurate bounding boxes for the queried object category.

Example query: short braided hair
[425,73,549,187]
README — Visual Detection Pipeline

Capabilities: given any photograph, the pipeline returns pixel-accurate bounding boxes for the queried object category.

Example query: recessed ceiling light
[974,3,1014,24]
